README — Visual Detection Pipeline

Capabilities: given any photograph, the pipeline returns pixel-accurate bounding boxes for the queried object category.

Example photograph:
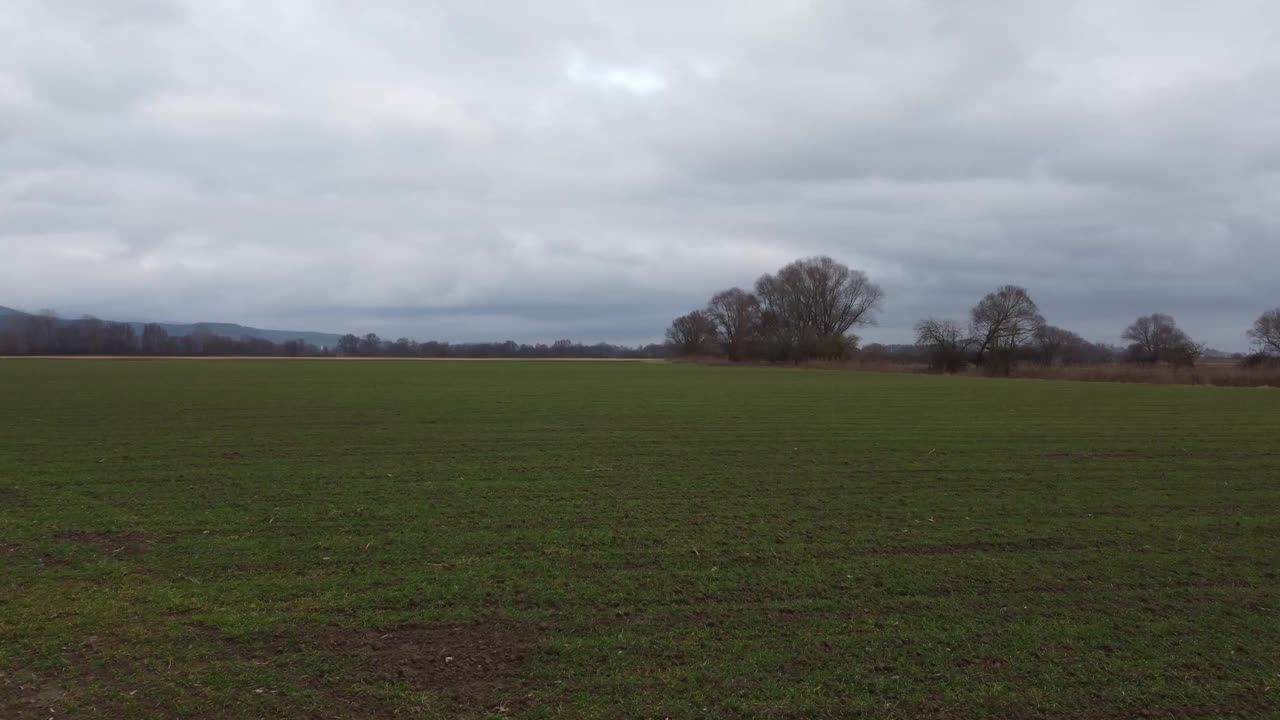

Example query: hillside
[0,306,344,349]
[135,321,344,349]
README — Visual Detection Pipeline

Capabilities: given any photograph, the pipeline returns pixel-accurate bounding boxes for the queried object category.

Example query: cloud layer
[3,0,1278,348]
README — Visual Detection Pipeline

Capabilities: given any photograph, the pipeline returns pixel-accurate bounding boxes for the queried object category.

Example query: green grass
[2,359,1278,719]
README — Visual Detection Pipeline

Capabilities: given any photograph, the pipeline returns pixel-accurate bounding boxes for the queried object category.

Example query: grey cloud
[50,0,187,28]
[1,0,1278,349]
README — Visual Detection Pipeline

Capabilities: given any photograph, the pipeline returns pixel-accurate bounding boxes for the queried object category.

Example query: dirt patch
[313,623,534,713]
[54,530,160,556]
[0,671,69,719]
[958,655,1009,679]
[997,702,1280,720]
[1,540,31,558]
[209,621,537,716]
[933,538,1064,553]
[2,539,72,568]
[0,487,27,506]
[868,537,1065,555]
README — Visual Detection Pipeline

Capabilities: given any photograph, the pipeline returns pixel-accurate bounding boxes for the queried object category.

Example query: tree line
[0,311,666,359]
[667,256,1280,373]
[6,267,1277,366]
[0,312,333,356]
[330,334,665,359]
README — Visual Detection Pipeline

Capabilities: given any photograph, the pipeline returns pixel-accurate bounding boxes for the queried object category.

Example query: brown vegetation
[988,361,1280,387]
[673,355,927,375]
[54,530,163,556]
[306,622,536,712]
[675,356,1280,387]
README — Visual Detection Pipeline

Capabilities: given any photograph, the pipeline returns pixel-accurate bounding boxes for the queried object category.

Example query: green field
[2,360,1278,719]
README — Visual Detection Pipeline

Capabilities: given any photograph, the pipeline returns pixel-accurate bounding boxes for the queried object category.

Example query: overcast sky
[2,1,1278,348]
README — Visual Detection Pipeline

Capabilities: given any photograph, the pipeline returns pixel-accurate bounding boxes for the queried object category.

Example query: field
[2,360,1278,719]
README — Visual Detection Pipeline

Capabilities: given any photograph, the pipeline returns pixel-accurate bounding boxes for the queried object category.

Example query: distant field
[2,356,661,362]
[2,360,1278,719]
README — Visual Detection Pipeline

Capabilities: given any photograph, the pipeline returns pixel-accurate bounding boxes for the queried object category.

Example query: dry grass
[672,355,929,374]
[802,358,931,374]
[676,356,1280,387]
[991,362,1280,387]
[0,355,661,362]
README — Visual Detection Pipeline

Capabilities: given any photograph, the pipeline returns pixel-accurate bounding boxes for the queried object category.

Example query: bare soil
[207,621,539,716]
[0,671,68,720]
[309,622,536,713]
[54,530,161,556]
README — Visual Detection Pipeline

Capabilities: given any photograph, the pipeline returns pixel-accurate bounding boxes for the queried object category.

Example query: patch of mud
[875,538,1066,555]
[2,539,72,568]
[209,621,537,716]
[959,655,1009,676]
[313,623,535,713]
[0,487,27,506]
[54,530,160,556]
[0,671,68,719]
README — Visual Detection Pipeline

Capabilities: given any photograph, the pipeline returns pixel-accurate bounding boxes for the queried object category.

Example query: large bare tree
[141,323,169,355]
[1248,308,1280,355]
[705,288,761,361]
[665,310,718,356]
[914,317,972,373]
[1122,313,1195,364]
[969,285,1044,371]
[1032,325,1086,366]
[752,254,885,338]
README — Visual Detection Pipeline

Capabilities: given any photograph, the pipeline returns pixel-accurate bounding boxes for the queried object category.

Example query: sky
[2,1,1278,349]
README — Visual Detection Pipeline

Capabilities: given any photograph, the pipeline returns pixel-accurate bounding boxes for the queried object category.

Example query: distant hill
[131,321,344,350]
[0,306,344,349]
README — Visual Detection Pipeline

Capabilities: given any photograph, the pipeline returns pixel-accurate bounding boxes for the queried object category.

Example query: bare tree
[77,315,106,354]
[753,256,883,361]
[101,321,136,354]
[16,309,61,354]
[665,310,717,356]
[1066,341,1119,366]
[0,322,16,355]
[1122,313,1196,365]
[337,334,361,356]
[970,285,1044,374]
[141,323,169,354]
[705,288,760,361]
[358,333,383,356]
[1123,314,1169,362]
[1032,325,1085,366]
[1248,308,1280,355]
[914,318,972,373]
[280,339,306,356]
[1164,340,1204,369]
[757,256,884,337]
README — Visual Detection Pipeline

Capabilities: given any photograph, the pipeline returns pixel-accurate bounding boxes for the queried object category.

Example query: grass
[2,359,1278,719]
